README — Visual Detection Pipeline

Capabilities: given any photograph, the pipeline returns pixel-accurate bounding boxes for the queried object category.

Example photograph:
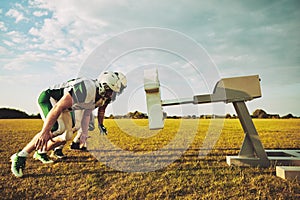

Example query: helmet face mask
[118,84,126,95]
[98,85,106,96]
[102,84,113,98]
[102,82,112,91]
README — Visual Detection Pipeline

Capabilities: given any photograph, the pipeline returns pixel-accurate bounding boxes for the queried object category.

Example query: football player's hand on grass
[98,124,107,135]
[35,131,54,151]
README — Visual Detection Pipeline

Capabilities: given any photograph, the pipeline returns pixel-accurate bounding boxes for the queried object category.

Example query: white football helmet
[98,71,121,92]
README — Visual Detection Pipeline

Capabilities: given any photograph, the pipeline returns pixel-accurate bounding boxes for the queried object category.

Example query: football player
[10,71,126,177]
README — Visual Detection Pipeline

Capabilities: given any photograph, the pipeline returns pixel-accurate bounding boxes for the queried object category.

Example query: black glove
[98,124,107,135]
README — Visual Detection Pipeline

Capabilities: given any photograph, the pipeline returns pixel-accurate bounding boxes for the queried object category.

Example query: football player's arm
[97,104,107,125]
[35,92,73,150]
[72,110,83,132]
[97,104,108,135]
[79,109,93,146]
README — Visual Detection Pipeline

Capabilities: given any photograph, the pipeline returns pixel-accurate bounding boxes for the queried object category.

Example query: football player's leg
[72,110,83,132]
[52,114,65,136]
[38,91,59,132]
[51,111,73,158]
[70,110,83,149]
[11,90,53,175]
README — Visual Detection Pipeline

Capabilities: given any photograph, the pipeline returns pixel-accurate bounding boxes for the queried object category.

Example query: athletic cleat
[11,153,26,178]
[33,151,54,164]
[70,142,80,150]
[70,142,87,151]
[50,149,66,159]
[79,146,87,151]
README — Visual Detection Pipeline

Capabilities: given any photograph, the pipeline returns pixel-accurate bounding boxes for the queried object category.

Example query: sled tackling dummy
[144,69,300,168]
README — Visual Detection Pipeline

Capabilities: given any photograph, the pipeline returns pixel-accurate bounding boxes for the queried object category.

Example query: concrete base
[276,166,300,181]
[226,149,300,167]
[226,156,270,167]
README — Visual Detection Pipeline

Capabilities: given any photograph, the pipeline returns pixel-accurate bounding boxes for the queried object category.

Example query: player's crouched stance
[10,72,127,178]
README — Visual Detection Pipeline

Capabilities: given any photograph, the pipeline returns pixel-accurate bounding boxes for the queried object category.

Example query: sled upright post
[144,69,164,130]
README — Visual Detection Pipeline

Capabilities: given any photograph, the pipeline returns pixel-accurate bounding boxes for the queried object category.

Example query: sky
[0,0,300,117]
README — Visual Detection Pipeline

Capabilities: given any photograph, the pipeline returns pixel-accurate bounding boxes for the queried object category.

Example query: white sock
[18,150,28,157]
[73,139,80,143]
[54,145,64,151]
[73,135,80,143]
[37,150,47,154]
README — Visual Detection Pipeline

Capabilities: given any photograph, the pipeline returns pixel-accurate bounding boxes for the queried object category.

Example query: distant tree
[108,114,114,119]
[0,108,29,119]
[252,109,268,118]
[30,113,41,119]
[126,111,147,119]
[282,113,295,119]
[225,113,232,119]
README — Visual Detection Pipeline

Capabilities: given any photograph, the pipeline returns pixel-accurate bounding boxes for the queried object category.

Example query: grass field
[0,119,299,199]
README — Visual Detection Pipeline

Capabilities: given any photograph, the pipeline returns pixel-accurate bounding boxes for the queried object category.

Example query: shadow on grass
[53,155,96,163]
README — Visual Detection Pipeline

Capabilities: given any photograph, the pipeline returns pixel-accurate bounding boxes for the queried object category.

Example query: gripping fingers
[35,138,46,151]
[35,138,43,151]
[35,132,53,151]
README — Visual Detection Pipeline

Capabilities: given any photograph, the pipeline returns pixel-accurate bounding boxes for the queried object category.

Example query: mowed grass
[0,118,299,199]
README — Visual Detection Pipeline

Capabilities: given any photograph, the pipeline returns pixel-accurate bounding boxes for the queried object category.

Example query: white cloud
[0,46,11,55]
[3,40,15,47]
[52,62,80,78]
[6,31,28,45]
[0,21,7,31]
[33,10,48,17]
[28,0,108,27]
[3,60,26,71]
[5,9,27,23]
[28,27,39,36]
[24,1,112,74]
[3,52,45,71]
[15,3,26,11]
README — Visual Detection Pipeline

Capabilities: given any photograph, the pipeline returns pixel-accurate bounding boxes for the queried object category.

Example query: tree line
[0,107,298,119]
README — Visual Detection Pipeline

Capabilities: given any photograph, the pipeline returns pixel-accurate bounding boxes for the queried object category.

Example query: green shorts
[38,89,63,132]
[38,89,75,132]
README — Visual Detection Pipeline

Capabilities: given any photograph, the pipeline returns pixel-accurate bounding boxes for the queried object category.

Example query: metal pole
[233,101,270,167]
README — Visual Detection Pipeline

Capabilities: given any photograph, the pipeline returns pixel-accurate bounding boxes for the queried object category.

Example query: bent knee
[56,131,73,142]
[65,132,73,141]
[52,127,65,136]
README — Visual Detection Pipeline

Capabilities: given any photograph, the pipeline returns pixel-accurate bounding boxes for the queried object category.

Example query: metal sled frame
[185,75,270,167]
[144,69,300,168]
